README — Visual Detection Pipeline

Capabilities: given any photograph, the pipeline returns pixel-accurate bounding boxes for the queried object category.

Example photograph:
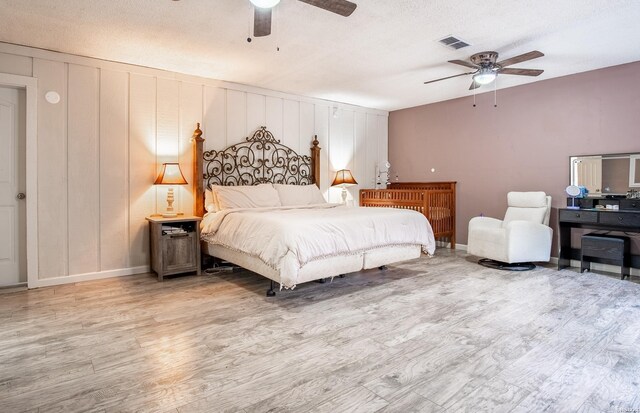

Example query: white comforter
[201,204,435,287]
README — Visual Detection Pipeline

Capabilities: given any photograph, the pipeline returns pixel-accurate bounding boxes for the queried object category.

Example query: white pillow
[205,189,218,213]
[274,184,326,206]
[211,184,281,210]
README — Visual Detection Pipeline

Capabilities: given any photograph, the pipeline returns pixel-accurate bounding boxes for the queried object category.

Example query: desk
[558,208,640,270]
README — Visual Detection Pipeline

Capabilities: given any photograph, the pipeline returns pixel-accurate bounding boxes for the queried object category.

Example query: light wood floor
[1,250,640,412]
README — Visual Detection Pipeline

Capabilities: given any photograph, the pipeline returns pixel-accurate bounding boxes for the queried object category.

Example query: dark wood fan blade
[448,59,479,69]
[424,71,475,85]
[298,0,357,17]
[499,68,544,76]
[497,50,544,67]
[469,80,481,90]
[254,7,272,37]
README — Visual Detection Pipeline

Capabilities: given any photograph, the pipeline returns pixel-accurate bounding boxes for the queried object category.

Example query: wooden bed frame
[359,182,457,248]
[190,124,424,295]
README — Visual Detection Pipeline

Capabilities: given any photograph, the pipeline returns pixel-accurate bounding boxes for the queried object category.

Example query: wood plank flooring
[1,250,640,412]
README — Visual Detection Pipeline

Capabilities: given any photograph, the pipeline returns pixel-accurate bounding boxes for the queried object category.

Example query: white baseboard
[32,265,150,288]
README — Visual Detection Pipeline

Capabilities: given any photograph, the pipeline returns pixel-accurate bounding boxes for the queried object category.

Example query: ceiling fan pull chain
[275,5,280,51]
[247,3,253,42]
[494,78,498,108]
[473,87,476,107]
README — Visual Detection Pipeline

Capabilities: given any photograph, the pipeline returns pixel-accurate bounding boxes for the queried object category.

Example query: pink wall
[389,61,640,253]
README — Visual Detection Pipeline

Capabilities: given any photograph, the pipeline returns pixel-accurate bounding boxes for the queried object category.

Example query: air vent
[438,35,470,50]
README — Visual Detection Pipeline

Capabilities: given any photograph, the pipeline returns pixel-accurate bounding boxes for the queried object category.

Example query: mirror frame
[630,155,640,187]
[570,152,640,196]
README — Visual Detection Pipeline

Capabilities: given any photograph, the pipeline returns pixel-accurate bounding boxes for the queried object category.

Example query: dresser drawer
[559,209,598,223]
[598,212,640,227]
[620,199,640,210]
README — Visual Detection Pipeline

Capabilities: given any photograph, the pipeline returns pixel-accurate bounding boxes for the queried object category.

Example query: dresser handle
[618,216,624,221]
[575,213,580,218]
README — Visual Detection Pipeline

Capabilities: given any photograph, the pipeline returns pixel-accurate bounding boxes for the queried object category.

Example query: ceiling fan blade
[448,59,479,69]
[297,0,357,17]
[499,68,544,76]
[424,71,475,85]
[254,7,272,37]
[497,50,544,67]
[469,80,481,90]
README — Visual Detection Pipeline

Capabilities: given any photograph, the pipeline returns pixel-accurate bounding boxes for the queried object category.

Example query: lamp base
[163,187,178,218]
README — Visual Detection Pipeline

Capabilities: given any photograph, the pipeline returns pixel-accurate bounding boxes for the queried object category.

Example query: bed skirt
[203,242,421,288]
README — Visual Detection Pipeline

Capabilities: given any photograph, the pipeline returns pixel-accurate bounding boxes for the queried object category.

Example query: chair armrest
[469,216,503,231]
[505,220,553,262]
[505,220,553,237]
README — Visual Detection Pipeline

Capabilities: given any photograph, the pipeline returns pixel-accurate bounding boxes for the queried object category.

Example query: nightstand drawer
[162,232,198,274]
[559,209,598,223]
[598,212,640,227]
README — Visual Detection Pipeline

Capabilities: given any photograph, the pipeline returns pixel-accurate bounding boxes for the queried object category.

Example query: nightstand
[146,216,202,281]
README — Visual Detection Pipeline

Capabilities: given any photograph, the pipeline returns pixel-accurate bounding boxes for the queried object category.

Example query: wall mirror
[570,153,640,196]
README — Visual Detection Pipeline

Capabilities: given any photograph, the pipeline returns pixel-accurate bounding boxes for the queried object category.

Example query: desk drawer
[598,212,640,227]
[559,210,598,223]
[620,199,640,211]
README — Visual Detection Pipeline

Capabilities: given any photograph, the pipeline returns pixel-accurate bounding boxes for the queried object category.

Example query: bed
[191,125,436,295]
[359,182,456,247]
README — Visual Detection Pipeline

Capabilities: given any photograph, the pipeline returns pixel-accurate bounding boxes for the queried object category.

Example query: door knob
[16,193,25,200]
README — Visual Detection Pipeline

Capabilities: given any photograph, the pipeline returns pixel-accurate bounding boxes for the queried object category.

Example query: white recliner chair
[467,192,553,269]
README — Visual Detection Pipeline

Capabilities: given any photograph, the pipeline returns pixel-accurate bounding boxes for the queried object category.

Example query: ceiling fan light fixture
[250,0,280,8]
[473,68,497,85]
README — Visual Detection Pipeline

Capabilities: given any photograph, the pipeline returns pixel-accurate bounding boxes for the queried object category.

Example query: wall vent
[438,35,470,50]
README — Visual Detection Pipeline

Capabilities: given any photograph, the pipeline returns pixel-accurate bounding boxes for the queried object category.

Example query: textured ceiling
[0,0,639,110]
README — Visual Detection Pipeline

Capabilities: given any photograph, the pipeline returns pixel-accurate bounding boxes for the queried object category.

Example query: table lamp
[154,162,188,217]
[332,169,358,204]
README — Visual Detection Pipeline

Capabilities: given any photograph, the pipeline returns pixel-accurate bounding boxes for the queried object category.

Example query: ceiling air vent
[438,35,470,50]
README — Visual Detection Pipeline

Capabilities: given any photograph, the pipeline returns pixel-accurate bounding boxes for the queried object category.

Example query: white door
[0,86,26,286]
[573,156,602,195]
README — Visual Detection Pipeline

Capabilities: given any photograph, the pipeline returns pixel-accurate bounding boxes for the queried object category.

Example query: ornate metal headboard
[192,124,321,217]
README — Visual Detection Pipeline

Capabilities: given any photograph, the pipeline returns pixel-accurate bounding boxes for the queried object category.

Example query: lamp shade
[154,163,188,185]
[331,169,358,186]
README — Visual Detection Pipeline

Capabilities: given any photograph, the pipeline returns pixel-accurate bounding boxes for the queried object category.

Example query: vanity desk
[558,199,640,270]
[563,151,640,272]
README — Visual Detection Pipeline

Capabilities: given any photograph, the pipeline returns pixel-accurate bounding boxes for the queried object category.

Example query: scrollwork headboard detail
[192,124,321,217]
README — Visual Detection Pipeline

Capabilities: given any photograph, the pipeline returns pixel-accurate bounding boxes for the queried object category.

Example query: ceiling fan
[424,50,545,90]
[250,0,357,38]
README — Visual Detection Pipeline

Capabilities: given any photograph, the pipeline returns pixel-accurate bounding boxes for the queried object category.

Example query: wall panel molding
[2,44,388,285]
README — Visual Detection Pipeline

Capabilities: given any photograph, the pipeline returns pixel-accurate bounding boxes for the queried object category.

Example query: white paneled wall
[0,43,388,285]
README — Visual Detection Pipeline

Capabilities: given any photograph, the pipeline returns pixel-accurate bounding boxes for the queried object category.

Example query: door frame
[0,72,38,289]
